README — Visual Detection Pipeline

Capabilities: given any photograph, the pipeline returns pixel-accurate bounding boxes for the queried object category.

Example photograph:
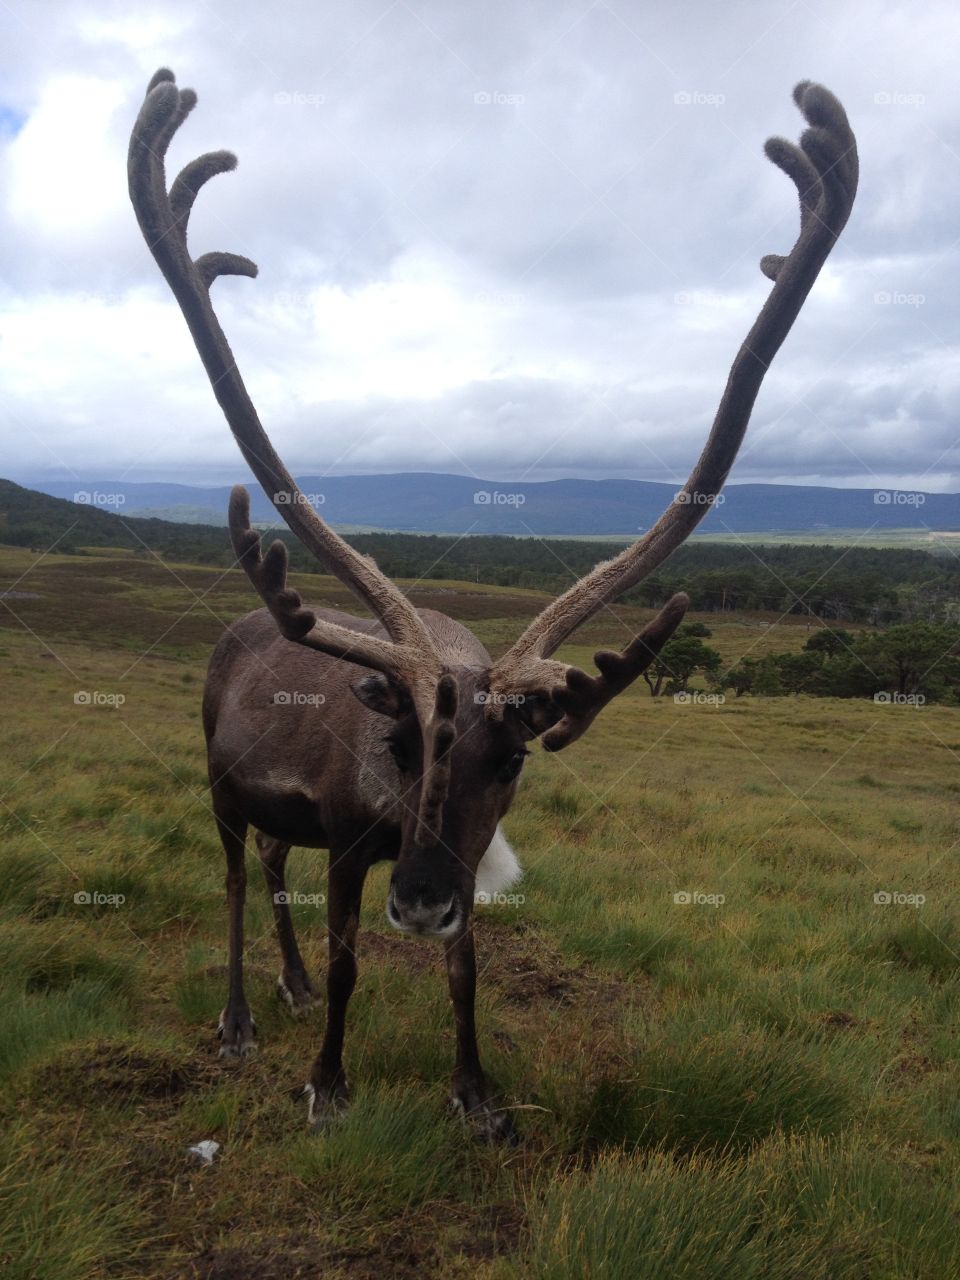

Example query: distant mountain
[19,473,960,535]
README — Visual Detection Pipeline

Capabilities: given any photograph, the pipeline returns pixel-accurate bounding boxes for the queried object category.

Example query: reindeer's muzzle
[387,863,463,938]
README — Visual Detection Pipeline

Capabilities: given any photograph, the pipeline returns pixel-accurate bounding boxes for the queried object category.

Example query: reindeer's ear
[512,692,564,741]
[350,674,412,719]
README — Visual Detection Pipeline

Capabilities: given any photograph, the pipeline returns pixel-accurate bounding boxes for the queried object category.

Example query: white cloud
[0,0,958,489]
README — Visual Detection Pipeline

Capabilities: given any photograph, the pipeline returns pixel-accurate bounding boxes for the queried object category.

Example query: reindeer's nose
[386,885,461,937]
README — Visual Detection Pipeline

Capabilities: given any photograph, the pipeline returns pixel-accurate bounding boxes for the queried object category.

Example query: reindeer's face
[353,669,560,937]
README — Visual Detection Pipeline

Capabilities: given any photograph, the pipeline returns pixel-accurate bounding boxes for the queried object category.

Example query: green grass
[1,545,959,1277]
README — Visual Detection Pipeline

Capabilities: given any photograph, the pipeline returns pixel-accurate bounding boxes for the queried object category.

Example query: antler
[489,82,858,740]
[127,69,435,664]
[128,69,454,839]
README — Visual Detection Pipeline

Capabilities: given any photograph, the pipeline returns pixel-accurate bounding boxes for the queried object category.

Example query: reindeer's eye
[498,749,529,783]
[386,737,410,771]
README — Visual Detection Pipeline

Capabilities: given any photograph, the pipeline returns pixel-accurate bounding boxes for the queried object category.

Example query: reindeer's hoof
[302,1079,350,1130]
[276,971,321,1018]
[217,1005,258,1059]
[449,1085,519,1145]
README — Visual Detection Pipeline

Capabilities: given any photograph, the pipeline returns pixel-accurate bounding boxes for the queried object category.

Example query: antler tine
[491,82,858,701]
[128,69,436,663]
[227,487,421,677]
[414,674,459,845]
[540,592,689,751]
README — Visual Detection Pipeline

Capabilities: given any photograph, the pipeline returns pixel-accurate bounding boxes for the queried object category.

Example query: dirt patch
[32,1039,217,1106]
[819,1010,860,1030]
[890,1052,936,1081]
[358,929,443,976]
[177,1203,523,1280]
[479,920,639,1012]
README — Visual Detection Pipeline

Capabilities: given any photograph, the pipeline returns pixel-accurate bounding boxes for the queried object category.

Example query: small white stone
[187,1140,220,1164]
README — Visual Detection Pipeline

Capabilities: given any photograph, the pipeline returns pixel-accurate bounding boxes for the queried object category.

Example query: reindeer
[128,71,857,1140]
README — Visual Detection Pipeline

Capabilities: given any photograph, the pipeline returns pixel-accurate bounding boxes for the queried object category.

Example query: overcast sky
[1,0,957,491]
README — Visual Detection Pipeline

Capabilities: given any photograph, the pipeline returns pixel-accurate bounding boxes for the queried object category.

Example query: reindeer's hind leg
[255,831,320,1015]
[211,790,257,1058]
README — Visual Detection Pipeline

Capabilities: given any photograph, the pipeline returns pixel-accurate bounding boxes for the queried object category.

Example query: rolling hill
[19,473,960,536]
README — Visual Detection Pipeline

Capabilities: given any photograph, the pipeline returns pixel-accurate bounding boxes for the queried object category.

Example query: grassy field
[1,545,959,1278]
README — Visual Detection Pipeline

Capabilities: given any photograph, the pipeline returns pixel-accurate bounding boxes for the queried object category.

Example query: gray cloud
[1,0,958,491]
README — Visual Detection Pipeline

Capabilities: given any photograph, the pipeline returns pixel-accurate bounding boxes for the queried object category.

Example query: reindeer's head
[355,666,531,936]
[128,70,858,937]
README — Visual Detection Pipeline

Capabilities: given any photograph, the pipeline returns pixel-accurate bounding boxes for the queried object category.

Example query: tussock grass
[525,1135,960,1279]
[0,1124,151,1280]
[287,1084,474,1212]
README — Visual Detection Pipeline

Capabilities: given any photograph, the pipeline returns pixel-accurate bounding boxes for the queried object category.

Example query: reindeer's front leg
[445,920,517,1144]
[304,850,368,1127]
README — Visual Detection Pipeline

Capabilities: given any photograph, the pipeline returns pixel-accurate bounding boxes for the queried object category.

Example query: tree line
[646,623,960,706]
[3,478,960,629]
